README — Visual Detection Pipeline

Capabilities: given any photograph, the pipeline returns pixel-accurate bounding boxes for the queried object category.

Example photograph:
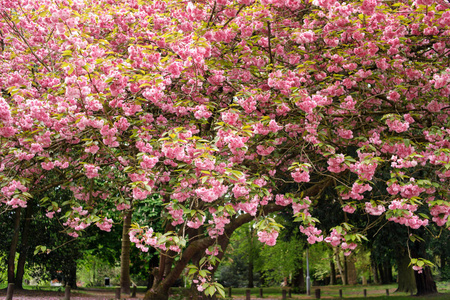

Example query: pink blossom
[84,143,99,154]
[41,161,55,170]
[257,145,275,156]
[187,216,205,229]
[324,228,344,247]
[268,120,283,133]
[0,97,11,121]
[194,105,212,119]
[296,96,317,114]
[257,230,279,246]
[46,211,56,218]
[141,155,158,170]
[360,0,378,15]
[337,128,353,139]
[364,202,386,216]
[96,218,113,232]
[222,112,239,126]
[205,246,219,256]
[291,169,310,182]
[386,119,409,133]
[132,187,149,200]
[295,31,316,44]
[6,198,27,208]
[232,185,249,199]
[300,225,323,244]
[85,164,100,178]
[343,205,356,213]
[327,154,348,173]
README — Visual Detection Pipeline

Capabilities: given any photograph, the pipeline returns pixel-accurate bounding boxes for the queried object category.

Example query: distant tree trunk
[147,253,160,290]
[248,259,254,288]
[329,259,336,285]
[334,249,346,285]
[396,254,416,294]
[343,255,348,285]
[120,210,132,294]
[378,263,387,284]
[247,226,254,288]
[8,208,21,284]
[415,267,437,295]
[371,259,380,284]
[66,259,77,289]
[442,256,446,269]
[15,202,33,289]
[291,256,304,291]
[384,261,393,283]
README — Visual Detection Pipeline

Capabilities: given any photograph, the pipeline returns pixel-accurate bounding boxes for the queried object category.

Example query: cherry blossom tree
[1,0,450,298]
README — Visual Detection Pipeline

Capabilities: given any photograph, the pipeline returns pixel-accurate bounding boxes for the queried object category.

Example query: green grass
[201,283,450,299]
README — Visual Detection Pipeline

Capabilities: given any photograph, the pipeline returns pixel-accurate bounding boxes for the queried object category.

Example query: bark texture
[8,208,21,284]
[415,267,437,296]
[15,203,33,289]
[329,259,336,285]
[346,255,357,285]
[395,252,416,294]
[120,210,132,294]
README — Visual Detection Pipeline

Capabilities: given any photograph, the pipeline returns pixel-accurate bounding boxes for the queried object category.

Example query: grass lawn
[209,283,450,299]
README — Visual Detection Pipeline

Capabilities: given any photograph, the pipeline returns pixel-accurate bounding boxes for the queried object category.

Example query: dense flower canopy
[0,0,450,295]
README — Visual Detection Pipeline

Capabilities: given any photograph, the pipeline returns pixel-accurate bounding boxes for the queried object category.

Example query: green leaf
[205,285,215,296]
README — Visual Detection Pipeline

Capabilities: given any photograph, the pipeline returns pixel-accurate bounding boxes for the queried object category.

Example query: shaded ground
[0,287,145,299]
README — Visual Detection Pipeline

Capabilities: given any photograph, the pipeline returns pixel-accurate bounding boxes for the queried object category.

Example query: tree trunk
[343,255,348,285]
[409,241,437,295]
[346,255,357,285]
[330,259,336,285]
[247,226,254,288]
[120,210,132,294]
[384,261,393,283]
[247,259,254,288]
[15,202,33,289]
[145,284,171,300]
[371,259,380,284]
[8,208,22,284]
[147,253,160,290]
[142,181,335,300]
[291,255,304,292]
[415,267,437,295]
[378,263,386,284]
[396,252,416,294]
[67,260,77,289]
[334,249,345,285]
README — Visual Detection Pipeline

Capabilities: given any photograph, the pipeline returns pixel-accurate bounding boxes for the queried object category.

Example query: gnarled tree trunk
[143,179,334,300]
